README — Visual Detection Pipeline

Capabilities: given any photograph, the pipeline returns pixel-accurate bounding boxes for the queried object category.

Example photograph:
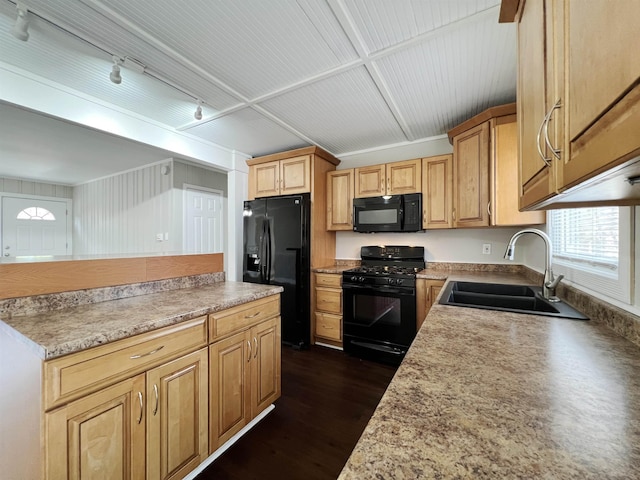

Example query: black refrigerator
[242,193,311,348]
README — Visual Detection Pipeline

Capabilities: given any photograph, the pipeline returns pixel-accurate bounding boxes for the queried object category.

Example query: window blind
[549,207,619,272]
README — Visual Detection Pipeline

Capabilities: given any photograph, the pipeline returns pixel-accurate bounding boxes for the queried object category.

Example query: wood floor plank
[197,345,396,480]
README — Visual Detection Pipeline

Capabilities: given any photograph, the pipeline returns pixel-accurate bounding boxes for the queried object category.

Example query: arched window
[16,206,56,221]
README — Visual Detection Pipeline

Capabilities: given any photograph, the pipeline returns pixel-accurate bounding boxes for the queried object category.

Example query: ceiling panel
[344,0,500,53]
[185,108,308,157]
[259,66,407,154]
[1,0,519,171]
[81,0,359,99]
[375,13,516,139]
[2,0,242,113]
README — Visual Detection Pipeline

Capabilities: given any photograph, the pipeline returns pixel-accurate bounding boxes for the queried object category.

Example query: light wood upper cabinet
[249,155,311,198]
[327,169,354,230]
[354,164,386,197]
[387,159,422,194]
[492,114,546,226]
[247,146,340,269]
[561,0,640,191]
[452,122,491,228]
[515,0,560,209]
[503,0,640,208]
[354,159,421,198]
[448,104,545,227]
[422,154,453,229]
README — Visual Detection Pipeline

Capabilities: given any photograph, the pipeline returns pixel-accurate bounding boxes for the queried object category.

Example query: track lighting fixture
[109,56,122,84]
[194,101,203,121]
[12,2,30,42]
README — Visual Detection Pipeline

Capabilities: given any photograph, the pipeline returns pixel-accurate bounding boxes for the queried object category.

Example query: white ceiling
[0,0,516,184]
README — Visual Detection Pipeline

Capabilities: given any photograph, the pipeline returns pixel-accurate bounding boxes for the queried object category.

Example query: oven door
[342,283,416,360]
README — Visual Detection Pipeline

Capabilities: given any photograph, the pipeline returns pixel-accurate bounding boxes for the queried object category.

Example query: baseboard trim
[183,404,276,479]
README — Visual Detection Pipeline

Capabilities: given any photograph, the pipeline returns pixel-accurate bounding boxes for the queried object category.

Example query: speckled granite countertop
[0,282,282,360]
[339,272,640,479]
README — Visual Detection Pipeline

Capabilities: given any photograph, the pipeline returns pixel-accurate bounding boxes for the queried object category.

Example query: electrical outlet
[156,233,163,242]
[482,243,491,255]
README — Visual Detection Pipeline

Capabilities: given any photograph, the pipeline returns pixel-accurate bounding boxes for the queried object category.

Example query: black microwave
[353,193,422,233]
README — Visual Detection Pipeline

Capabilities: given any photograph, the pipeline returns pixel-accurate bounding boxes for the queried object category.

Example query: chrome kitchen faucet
[504,228,564,302]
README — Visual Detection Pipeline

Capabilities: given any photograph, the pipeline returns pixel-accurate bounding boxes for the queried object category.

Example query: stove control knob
[358,276,366,283]
[396,278,404,286]
[350,276,359,282]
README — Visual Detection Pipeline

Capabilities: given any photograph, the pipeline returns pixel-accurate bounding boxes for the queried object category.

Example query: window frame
[549,206,632,304]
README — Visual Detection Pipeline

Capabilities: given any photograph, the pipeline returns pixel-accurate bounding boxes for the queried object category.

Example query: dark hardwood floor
[197,345,397,480]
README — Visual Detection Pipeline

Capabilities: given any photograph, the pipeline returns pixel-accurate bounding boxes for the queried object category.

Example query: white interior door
[1,196,70,258]
[184,188,223,253]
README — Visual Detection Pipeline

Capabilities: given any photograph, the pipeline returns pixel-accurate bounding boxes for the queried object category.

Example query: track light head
[12,3,30,42]
[194,101,203,121]
[110,57,122,84]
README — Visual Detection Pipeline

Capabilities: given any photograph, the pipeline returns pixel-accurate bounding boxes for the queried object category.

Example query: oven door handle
[342,284,415,296]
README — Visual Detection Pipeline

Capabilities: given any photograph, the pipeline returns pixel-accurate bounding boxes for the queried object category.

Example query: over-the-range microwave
[353,193,422,233]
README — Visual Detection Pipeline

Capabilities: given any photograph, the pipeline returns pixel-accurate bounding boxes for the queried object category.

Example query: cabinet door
[517,0,557,209]
[354,164,386,198]
[250,317,282,417]
[422,155,452,229]
[45,374,146,480]
[491,115,545,226]
[147,348,208,480]
[562,0,640,190]
[209,331,251,451]
[416,279,444,331]
[453,122,490,227]
[280,155,311,195]
[326,169,354,230]
[387,159,421,195]
[251,160,280,198]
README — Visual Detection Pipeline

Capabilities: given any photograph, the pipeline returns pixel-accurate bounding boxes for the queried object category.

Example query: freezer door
[242,199,267,284]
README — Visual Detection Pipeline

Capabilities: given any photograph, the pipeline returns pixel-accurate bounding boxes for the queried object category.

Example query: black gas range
[342,246,425,365]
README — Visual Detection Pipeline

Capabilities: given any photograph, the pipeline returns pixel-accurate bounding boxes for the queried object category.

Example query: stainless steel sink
[439,281,588,320]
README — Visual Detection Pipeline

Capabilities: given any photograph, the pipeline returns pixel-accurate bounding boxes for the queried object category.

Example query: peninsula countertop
[339,272,640,479]
[0,281,283,360]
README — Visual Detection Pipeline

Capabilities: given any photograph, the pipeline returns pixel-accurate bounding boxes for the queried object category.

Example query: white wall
[337,135,453,169]
[336,228,524,264]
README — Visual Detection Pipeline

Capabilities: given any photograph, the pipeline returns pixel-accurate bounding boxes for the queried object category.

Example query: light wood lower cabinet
[209,316,281,451]
[45,347,209,480]
[313,272,342,345]
[416,279,445,331]
[36,295,282,480]
[45,374,146,480]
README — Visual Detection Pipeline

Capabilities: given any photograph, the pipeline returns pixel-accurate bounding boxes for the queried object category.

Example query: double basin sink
[439,281,588,320]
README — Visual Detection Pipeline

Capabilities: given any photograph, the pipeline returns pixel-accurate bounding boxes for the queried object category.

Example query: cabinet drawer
[44,316,207,410]
[315,312,342,341]
[315,273,342,288]
[316,287,342,314]
[209,295,280,341]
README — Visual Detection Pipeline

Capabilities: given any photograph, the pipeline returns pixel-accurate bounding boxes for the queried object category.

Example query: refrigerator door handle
[260,219,267,282]
[286,247,301,309]
[266,219,273,283]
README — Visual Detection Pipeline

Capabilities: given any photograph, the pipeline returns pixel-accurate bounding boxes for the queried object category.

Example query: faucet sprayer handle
[545,274,564,289]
